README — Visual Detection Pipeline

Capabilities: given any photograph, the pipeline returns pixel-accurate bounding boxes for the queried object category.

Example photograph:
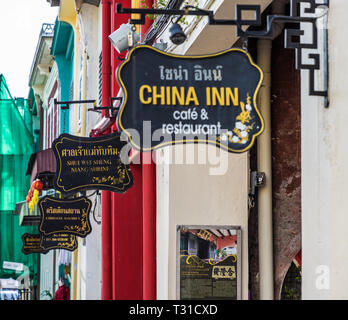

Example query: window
[45,90,60,148]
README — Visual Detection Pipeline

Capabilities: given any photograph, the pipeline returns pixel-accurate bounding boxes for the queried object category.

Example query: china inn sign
[116,45,264,153]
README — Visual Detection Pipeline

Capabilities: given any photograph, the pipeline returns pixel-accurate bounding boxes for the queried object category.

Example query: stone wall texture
[271,32,302,299]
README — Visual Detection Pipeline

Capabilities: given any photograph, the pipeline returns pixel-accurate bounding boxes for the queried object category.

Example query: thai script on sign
[158,65,223,81]
[61,145,119,157]
[46,207,81,214]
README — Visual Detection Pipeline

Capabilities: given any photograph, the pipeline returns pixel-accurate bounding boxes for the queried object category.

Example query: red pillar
[142,153,156,299]
[101,191,112,300]
[112,163,143,299]
[110,0,143,300]
[101,0,112,300]
[140,0,156,300]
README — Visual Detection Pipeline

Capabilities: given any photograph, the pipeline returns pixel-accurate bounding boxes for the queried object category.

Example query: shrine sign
[52,132,133,194]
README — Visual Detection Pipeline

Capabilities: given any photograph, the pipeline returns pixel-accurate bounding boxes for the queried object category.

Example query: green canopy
[0,74,38,287]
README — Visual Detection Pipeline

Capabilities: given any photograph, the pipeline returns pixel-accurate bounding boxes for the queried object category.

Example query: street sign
[21,234,48,255]
[21,233,78,254]
[38,196,92,237]
[52,132,133,194]
[117,45,264,153]
[2,261,24,272]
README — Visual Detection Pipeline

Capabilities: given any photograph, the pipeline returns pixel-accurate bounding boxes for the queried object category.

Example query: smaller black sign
[22,233,78,253]
[52,132,133,194]
[40,233,78,252]
[22,233,48,255]
[39,196,92,238]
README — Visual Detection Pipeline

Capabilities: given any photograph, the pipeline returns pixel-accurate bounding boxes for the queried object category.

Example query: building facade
[13,0,348,300]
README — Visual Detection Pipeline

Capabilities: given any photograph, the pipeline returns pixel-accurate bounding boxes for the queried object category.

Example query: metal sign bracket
[116,0,329,104]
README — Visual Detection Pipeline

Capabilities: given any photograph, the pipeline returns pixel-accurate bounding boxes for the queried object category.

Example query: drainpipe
[257,0,286,301]
[257,38,273,300]
[101,0,112,300]
[140,0,156,300]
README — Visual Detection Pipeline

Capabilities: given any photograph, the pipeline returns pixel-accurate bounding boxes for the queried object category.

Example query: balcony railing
[40,23,54,37]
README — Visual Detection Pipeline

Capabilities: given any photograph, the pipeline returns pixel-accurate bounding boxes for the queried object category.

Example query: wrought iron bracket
[87,97,122,115]
[54,98,97,110]
[116,0,329,103]
[54,97,122,115]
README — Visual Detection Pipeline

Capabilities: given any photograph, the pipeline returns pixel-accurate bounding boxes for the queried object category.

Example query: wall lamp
[169,18,186,45]
[108,23,140,53]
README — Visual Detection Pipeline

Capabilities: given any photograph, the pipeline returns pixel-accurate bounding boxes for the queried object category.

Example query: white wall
[301,0,348,299]
[156,145,249,300]
[80,192,102,300]
[77,3,102,300]
[154,0,279,301]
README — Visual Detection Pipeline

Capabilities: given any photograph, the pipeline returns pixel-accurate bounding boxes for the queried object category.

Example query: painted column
[110,0,143,300]
[140,0,156,301]
[301,0,348,299]
[101,0,113,300]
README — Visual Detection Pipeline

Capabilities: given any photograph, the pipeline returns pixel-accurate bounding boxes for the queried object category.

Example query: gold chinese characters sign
[52,132,133,194]
[178,226,241,300]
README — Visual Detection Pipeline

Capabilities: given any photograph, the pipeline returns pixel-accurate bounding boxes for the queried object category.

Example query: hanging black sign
[22,232,78,254]
[38,196,92,238]
[40,233,78,252]
[21,233,48,255]
[116,45,264,153]
[52,132,133,194]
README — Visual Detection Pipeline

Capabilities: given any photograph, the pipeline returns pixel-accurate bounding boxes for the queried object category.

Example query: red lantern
[33,179,43,191]
[37,180,43,191]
